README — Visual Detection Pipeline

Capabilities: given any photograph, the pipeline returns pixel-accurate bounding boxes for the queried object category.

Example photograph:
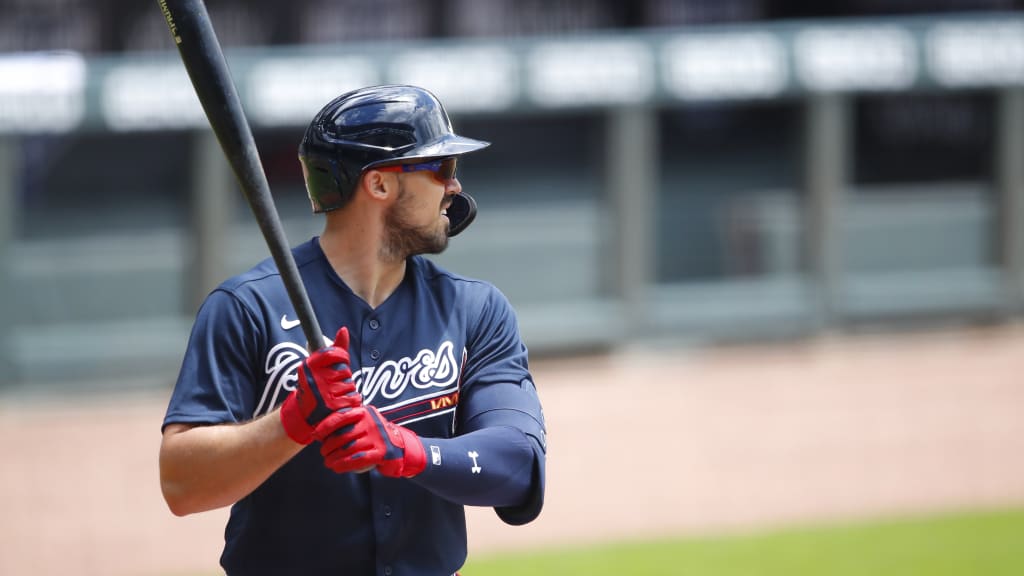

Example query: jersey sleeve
[457,285,547,525]
[162,289,262,431]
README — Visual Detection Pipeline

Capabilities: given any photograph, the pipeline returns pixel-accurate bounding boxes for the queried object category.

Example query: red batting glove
[320,405,427,478]
[280,327,362,445]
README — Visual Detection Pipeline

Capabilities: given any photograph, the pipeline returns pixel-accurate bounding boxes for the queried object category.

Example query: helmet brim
[365,134,490,169]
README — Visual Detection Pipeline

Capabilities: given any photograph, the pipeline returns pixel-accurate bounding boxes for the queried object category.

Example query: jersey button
[370,349,381,360]
[383,505,392,517]
[369,319,380,330]
[384,566,393,576]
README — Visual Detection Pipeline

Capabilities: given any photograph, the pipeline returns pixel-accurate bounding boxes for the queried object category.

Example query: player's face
[381,170,460,260]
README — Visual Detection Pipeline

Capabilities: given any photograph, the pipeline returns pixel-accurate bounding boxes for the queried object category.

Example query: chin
[429,235,450,255]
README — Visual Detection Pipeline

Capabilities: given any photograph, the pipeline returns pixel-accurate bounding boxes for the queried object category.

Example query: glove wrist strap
[400,430,427,477]
[280,393,313,445]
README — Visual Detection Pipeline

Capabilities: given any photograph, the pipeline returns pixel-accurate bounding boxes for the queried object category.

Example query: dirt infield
[3,325,1024,575]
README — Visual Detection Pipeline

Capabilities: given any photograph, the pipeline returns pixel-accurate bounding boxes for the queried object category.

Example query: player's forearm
[409,426,539,507]
[159,409,303,516]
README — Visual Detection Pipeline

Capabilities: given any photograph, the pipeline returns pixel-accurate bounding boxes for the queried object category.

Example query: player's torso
[210,247,476,574]
[250,256,468,439]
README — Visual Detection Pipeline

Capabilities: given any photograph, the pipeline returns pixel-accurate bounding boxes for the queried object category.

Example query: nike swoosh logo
[280,314,302,330]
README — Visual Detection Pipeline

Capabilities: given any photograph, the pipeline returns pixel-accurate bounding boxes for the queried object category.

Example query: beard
[380,182,449,262]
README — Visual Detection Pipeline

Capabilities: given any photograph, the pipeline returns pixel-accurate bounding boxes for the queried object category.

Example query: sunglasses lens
[377,159,457,182]
[437,157,457,181]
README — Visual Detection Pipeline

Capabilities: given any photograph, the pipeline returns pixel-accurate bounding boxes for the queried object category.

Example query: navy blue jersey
[163,238,546,576]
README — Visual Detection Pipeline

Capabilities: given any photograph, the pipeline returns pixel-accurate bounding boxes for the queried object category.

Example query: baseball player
[160,85,547,576]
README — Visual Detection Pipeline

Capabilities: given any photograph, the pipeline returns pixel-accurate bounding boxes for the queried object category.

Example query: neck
[319,213,406,309]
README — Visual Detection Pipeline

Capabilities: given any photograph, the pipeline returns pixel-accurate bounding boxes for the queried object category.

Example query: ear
[359,169,397,203]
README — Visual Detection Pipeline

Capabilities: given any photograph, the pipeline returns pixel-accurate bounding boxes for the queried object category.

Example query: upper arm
[162,422,195,437]
[163,290,262,431]
[459,377,546,451]
[159,422,204,463]
[458,283,548,524]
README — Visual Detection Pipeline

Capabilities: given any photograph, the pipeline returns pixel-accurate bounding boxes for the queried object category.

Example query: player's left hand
[320,405,427,478]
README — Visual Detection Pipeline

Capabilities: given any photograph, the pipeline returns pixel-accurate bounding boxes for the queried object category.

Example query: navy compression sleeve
[410,426,538,508]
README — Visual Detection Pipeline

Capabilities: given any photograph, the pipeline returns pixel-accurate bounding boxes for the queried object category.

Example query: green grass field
[462,508,1024,576]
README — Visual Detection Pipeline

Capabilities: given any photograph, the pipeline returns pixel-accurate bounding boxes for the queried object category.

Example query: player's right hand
[279,326,362,445]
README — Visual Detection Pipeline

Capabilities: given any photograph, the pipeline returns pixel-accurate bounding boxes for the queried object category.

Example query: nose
[445,177,462,195]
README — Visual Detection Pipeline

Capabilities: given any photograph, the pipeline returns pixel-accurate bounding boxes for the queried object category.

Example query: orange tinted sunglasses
[375,157,458,183]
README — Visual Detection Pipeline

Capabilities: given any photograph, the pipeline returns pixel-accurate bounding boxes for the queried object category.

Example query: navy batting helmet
[298,85,489,236]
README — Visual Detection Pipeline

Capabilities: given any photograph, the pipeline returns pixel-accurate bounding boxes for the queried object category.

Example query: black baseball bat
[159,0,324,350]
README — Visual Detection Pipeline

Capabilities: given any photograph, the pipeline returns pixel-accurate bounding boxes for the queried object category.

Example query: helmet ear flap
[447,193,477,237]
[301,156,350,213]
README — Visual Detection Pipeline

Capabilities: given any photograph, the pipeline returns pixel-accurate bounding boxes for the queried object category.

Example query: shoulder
[410,256,499,295]
[217,239,322,298]
[409,256,511,309]
[409,257,521,348]
[195,240,325,332]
